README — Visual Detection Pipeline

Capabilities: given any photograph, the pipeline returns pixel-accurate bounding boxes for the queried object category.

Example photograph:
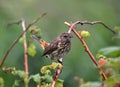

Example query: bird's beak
[70,34,73,38]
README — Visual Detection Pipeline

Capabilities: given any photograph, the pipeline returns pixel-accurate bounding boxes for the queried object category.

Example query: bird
[32,32,72,63]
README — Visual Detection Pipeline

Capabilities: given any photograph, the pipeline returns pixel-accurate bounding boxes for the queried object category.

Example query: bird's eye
[64,35,68,38]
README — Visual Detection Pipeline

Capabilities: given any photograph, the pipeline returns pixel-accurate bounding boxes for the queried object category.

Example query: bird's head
[59,32,72,41]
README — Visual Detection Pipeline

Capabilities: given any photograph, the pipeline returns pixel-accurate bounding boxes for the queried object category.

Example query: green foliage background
[0,0,120,87]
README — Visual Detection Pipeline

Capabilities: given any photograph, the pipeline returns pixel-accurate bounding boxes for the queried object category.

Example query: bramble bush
[0,14,120,87]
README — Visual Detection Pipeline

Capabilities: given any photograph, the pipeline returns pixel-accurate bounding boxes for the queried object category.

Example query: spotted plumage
[32,32,72,62]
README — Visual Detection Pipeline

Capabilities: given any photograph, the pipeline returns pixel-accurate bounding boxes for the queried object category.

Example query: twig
[21,19,29,87]
[52,61,63,87]
[7,20,22,26]
[65,21,107,80]
[0,12,46,67]
[70,21,116,34]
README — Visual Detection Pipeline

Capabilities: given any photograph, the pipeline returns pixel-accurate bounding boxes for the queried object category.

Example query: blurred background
[0,0,120,87]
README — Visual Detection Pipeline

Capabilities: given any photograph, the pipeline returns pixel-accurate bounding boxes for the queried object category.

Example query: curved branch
[21,19,29,87]
[65,21,107,80]
[76,21,116,34]
[0,13,46,67]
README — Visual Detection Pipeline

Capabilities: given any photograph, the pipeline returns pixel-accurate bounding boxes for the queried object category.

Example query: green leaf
[112,26,120,39]
[56,79,64,87]
[17,70,26,79]
[0,77,4,87]
[29,26,42,38]
[114,26,120,32]
[19,37,25,45]
[97,46,120,58]
[80,82,101,87]
[41,83,51,87]
[13,80,20,87]
[31,74,41,83]
[40,66,51,74]
[44,75,53,83]
[51,62,60,70]
[27,44,36,57]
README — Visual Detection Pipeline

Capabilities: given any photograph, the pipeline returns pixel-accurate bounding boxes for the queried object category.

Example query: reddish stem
[65,21,107,80]
[52,63,63,87]
[21,19,29,87]
[72,28,106,80]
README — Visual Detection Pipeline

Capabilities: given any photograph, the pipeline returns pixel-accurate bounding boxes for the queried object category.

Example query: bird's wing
[42,39,60,56]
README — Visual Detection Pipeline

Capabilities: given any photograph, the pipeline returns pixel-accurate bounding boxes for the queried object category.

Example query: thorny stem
[21,19,29,87]
[74,21,116,34]
[0,13,46,67]
[52,61,63,87]
[65,21,107,80]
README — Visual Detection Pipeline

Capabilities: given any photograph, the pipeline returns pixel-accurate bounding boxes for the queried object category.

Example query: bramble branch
[65,21,107,80]
[69,20,116,34]
[52,62,63,87]
[21,19,29,87]
[0,13,46,67]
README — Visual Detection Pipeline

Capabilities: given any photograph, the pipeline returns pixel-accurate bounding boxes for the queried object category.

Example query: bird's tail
[32,35,49,49]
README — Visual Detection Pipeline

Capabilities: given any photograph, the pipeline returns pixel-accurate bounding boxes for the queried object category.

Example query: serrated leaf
[32,74,41,83]
[44,75,53,83]
[51,62,59,70]
[29,26,42,38]
[114,26,120,32]
[40,66,49,74]
[17,70,26,79]
[0,77,4,87]
[41,83,51,87]
[97,46,120,58]
[19,37,25,45]
[27,44,36,57]
[56,79,64,87]
[13,80,20,86]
